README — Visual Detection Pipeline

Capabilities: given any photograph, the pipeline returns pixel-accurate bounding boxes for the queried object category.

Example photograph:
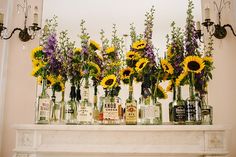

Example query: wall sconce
[197,0,236,40]
[0,0,41,42]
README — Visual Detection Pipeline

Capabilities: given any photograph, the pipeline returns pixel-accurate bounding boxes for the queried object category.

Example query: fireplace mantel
[13,124,229,157]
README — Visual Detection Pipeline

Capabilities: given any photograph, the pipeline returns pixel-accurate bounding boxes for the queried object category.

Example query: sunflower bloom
[120,67,134,80]
[126,51,141,60]
[100,74,117,89]
[161,59,174,74]
[176,71,188,86]
[89,40,101,51]
[203,56,213,63]
[88,61,101,76]
[156,84,168,99]
[31,46,43,60]
[183,56,205,74]
[105,46,115,54]
[135,58,149,72]
[132,40,147,50]
[166,80,173,92]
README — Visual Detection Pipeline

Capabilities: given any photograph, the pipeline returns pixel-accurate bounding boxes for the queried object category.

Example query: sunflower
[161,59,174,74]
[100,74,117,89]
[120,67,134,80]
[52,81,65,92]
[74,47,82,54]
[135,58,149,72]
[176,71,188,86]
[37,75,55,87]
[105,46,115,54]
[31,46,43,60]
[126,51,141,60]
[89,40,101,51]
[87,61,101,76]
[31,66,41,77]
[203,56,213,63]
[166,80,173,92]
[132,40,147,50]
[183,56,205,73]
[156,84,168,99]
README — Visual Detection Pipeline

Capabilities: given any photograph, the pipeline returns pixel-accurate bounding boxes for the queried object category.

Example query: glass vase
[168,85,177,123]
[65,84,77,124]
[125,84,137,125]
[186,73,201,125]
[35,78,51,124]
[172,86,186,124]
[93,85,100,124]
[50,90,61,124]
[59,91,66,124]
[201,94,213,125]
[77,78,93,125]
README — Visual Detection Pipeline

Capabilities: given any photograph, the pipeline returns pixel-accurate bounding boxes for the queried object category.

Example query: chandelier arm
[2,28,22,40]
[223,24,236,37]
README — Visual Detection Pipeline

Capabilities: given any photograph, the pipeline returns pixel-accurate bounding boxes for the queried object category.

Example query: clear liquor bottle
[65,85,77,124]
[50,91,61,124]
[201,94,213,125]
[93,85,100,124]
[125,85,137,125]
[77,79,93,125]
[169,86,177,123]
[60,91,66,124]
[36,79,51,124]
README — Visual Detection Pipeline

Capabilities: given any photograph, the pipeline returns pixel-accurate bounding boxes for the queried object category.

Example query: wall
[0,0,42,156]
[0,0,235,157]
[202,0,236,157]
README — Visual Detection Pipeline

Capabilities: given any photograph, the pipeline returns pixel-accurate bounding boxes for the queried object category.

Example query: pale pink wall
[202,0,236,157]
[0,0,236,157]
[0,0,42,157]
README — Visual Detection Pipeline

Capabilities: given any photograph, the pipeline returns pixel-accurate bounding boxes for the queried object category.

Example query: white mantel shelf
[13,124,229,157]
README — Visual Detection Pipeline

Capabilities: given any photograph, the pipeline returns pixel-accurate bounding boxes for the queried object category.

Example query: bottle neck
[128,85,133,100]
[61,91,65,101]
[172,85,177,101]
[177,86,182,100]
[83,78,89,101]
[41,79,48,96]
[189,73,195,99]
[70,85,76,100]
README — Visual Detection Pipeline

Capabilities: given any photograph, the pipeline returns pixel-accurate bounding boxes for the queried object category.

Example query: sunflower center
[137,44,145,48]
[187,61,200,71]
[123,70,131,76]
[129,54,134,58]
[139,63,144,69]
[105,79,114,86]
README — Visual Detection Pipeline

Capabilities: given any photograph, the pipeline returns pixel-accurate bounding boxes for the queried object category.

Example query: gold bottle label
[125,102,137,124]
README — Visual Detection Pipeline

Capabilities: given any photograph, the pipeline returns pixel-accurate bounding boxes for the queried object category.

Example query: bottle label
[154,105,161,118]
[103,98,119,120]
[202,108,210,116]
[125,102,137,123]
[173,105,186,122]
[77,105,93,122]
[65,104,74,121]
[38,98,50,121]
[186,101,201,122]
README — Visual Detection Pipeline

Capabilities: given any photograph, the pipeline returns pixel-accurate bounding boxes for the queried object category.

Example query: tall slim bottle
[65,84,77,124]
[125,84,137,125]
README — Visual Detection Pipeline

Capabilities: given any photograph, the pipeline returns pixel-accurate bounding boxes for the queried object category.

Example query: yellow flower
[135,58,149,72]
[74,47,82,54]
[166,80,173,92]
[126,51,141,60]
[132,40,147,50]
[203,56,213,63]
[108,61,123,67]
[105,46,115,54]
[87,61,101,76]
[90,40,100,51]
[46,75,56,86]
[120,67,134,80]
[31,46,43,60]
[100,74,117,89]
[176,71,188,86]
[156,84,168,99]
[167,45,174,59]
[161,59,174,75]
[31,66,41,77]
[183,56,205,73]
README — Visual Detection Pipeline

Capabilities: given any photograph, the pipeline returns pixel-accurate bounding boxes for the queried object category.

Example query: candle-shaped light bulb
[205,8,210,20]
[0,13,4,24]
[196,21,201,30]
[33,13,38,24]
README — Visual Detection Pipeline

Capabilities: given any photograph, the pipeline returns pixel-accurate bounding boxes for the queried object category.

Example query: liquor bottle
[103,90,120,125]
[152,97,162,125]
[201,94,213,125]
[65,85,77,124]
[93,85,100,124]
[50,91,61,124]
[77,79,93,125]
[60,91,66,124]
[36,79,51,124]
[186,74,201,125]
[125,84,137,125]
[172,86,186,124]
[140,96,151,124]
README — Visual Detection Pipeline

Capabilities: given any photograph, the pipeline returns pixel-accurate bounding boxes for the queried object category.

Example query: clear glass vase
[65,84,77,124]
[186,73,201,125]
[50,90,61,124]
[60,91,66,124]
[77,78,93,125]
[201,94,213,125]
[125,84,137,125]
[35,78,51,124]
[93,85,100,124]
